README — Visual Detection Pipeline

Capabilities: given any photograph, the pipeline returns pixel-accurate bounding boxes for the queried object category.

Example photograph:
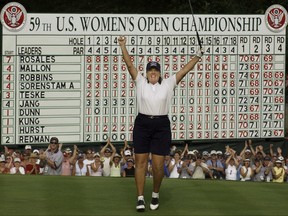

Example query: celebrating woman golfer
[118,36,203,211]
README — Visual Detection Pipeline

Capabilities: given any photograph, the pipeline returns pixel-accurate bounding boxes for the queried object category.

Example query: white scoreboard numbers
[1,3,287,145]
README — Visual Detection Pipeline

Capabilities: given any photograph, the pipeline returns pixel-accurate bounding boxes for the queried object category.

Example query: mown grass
[0,175,287,216]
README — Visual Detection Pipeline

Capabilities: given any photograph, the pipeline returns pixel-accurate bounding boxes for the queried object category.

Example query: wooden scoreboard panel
[1,4,287,144]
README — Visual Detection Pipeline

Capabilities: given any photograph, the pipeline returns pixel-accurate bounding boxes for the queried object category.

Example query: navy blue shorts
[133,113,171,156]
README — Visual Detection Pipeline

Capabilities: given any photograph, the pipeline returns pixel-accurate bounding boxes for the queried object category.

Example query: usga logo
[1,2,27,31]
[265,4,288,32]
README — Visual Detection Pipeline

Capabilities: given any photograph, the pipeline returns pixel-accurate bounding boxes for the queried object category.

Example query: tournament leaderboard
[1,3,287,144]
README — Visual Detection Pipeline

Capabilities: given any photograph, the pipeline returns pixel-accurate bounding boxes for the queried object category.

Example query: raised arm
[109,140,117,159]
[225,154,232,166]
[175,49,203,84]
[240,141,248,158]
[269,144,274,156]
[100,139,110,157]
[118,36,138,80]
[181,143,189,158]
[69,145,78,164]
[248,140,256,156]
[124,139,130,150]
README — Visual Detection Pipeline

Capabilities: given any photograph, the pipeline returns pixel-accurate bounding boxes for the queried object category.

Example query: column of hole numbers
[135,36,151,72]
[196,35,213,139]
[226,36,237,138]
[94,36,111,141]
[211,36,224,139]
[111,35,130,141]
[211,36,237,139]
[166,36,188,140]
[162,35,173,135]
[125,36,138,141]
[134,35,145,76]
[84,36,94,142]
[107,35,120,141]
[185,36,205,139]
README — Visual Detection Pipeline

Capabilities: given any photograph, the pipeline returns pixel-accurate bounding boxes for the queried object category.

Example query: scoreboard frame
[1,3,288,145]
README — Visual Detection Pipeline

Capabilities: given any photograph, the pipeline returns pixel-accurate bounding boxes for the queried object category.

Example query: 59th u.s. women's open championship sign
[1,2,287,145]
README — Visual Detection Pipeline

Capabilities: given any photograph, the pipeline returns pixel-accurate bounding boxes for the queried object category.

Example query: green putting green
[0,175,287,215]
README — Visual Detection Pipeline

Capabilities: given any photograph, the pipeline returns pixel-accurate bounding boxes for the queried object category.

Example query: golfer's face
[147,68,160,84]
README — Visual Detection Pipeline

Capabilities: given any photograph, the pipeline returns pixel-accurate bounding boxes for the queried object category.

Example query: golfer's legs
[151,154,165,193]
[135,153,149,196]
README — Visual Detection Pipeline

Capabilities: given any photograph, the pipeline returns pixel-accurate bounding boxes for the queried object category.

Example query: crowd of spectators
[0,137,287,183]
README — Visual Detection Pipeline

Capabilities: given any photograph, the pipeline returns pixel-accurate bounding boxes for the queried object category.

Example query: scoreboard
[1,3,287,145]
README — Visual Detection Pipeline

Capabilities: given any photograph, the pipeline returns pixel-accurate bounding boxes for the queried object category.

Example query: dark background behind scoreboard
[0,0,285,14]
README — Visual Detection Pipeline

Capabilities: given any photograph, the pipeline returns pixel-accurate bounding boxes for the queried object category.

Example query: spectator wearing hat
[10,158,25,175]
[178,157,193,178]
[33,149,40,155]
[225,150,239,181]
[24,145,32,156]
[272,157,285,183]
[83,148,95,175]
[168,150,183,178]
[168,145,177,156]
[0,156,9,174]
[110,153,122,177]
[186,151,196,168]
[90,152,103,176]
[240,140,255,163]
[25,153,41,175]
[190,153,210,179]
[100,138,117,177]
[254,145,266,161]
[5,155,14,171]
[123,149,133,158]
[19,151,30,169]
[262,156,273,182]
[122,158,135,177]
[72,152,89,176]
[120,139,132,155]
[252,159,265,181]
[240,158,254,181]
[217,151,226,171]
[200,151,210,178]
[39,137,63,175]
[121,149,134,173]
[206,150,224,179]
[61,145,78,176]
[32,149,41,166]
[202,151,209,162]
